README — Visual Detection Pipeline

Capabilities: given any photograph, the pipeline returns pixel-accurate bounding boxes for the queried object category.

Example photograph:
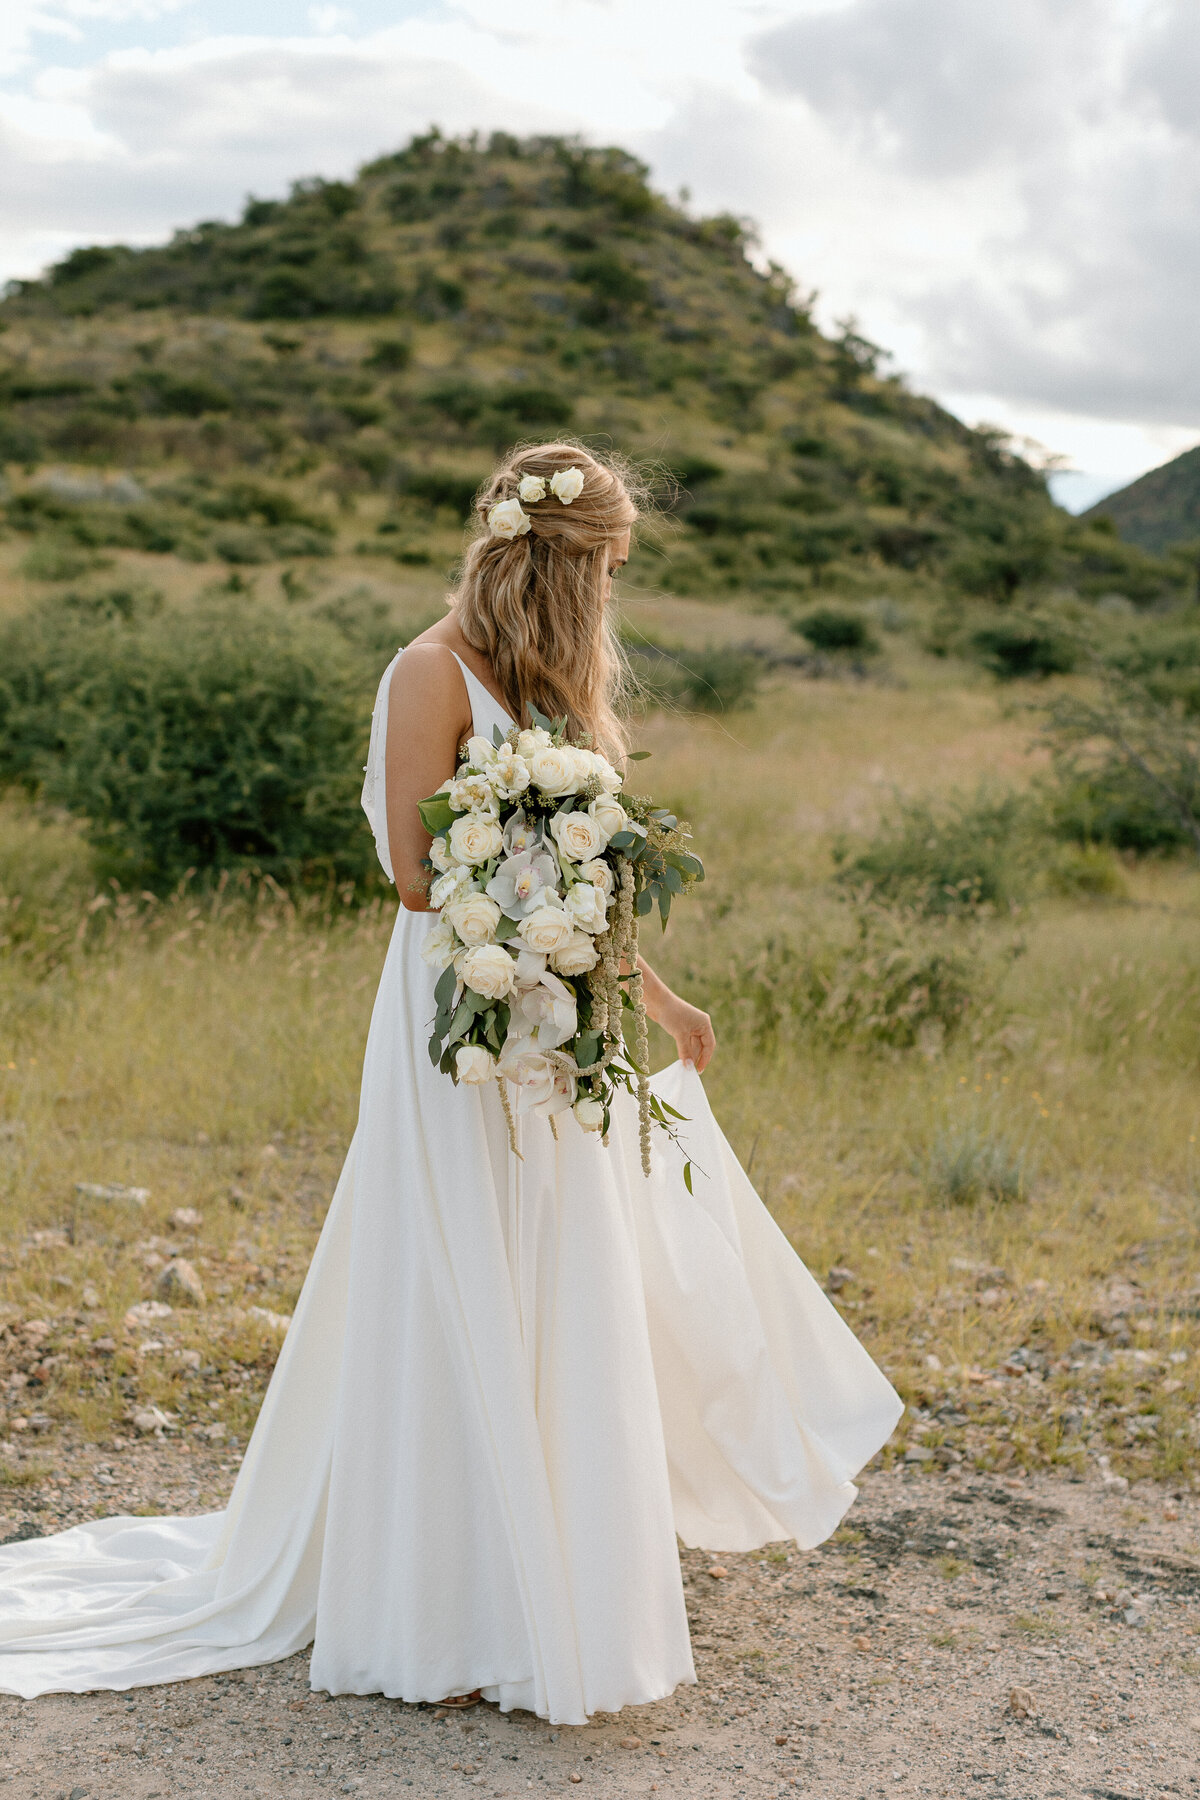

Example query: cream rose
[550,466,585,504]
[516,727,552,758]
[574,1096,605,1132]
[488,498,531,540]
[464,735,497,768]
[446,893,501,947]
[551,931,600,977]
[448,813,504,866]
[455,1045,495,1084]
[428,835,457,875]
[550,809,606,862]
[459,943,517,1000]
[587,795,627,841]
[429,865,472,909]
[448,773,498,816]
[577,857,614,897]
[517,474,547,503]
[517,902,576,956]
[419,918,457,969]
[565,881,608,935]
[591,754,623,794]
[490,744,531,799]
[528,746,579,797]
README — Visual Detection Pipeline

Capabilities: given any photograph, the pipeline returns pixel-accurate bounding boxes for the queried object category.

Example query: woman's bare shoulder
[387,640,471,732]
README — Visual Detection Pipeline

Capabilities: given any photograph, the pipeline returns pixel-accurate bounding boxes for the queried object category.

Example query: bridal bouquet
[419,711,703,1176]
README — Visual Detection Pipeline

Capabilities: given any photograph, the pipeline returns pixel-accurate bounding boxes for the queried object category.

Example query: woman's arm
[384,647,474,911]
[637,955,716,1073]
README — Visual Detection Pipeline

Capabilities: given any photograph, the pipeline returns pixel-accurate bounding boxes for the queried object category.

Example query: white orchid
[509,970,578,1052]
[486,845,560,919]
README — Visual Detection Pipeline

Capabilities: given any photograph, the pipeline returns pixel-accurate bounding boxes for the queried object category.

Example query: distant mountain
[0,129,1184,609]
[1086,445,1200,555]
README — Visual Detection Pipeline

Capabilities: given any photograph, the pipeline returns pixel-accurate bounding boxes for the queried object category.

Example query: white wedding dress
[0,651,901,1721]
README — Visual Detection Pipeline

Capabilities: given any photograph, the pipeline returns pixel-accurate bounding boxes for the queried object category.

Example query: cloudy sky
[3,1,1199,509]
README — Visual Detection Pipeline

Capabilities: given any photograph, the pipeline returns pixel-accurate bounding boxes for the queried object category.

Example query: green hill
[0,128,1185,610]
[1086,444,1200,556]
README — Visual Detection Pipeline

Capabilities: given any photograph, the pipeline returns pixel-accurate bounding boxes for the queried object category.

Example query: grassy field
[3,613,1200,1497]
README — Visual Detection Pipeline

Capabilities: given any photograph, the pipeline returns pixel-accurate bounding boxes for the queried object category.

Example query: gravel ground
[4,1454,1200,1800]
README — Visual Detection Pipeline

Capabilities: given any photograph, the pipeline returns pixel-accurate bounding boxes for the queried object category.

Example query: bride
[0,441,900,1723]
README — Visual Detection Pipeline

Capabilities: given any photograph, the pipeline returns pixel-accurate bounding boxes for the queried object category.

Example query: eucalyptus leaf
[418,795,457,836]
[627,750,651,761]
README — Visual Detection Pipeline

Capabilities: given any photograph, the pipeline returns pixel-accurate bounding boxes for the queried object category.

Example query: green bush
[628,640,760,712]
[835,789,1037,916]
[18,538,104,581]
[969,615,1077,680]
[0,597,379,892]
[923,1120,1031,1205]
[704,904,983,1053]
[793,605,877,653]
[1042,766,1194,855]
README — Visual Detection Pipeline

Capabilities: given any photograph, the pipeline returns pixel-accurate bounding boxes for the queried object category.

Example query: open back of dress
[0,650,901,1723]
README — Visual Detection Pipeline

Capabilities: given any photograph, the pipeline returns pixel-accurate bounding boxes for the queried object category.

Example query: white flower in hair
[488,498,531,540]
[518,475,547,503]
[550,466,585,504]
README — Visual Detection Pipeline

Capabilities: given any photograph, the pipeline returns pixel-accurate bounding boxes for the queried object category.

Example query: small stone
[1187,1714,1200,1730]
[75,1182,150,1207]
[620,1736,642,1749]
[1008,1687,1036,1720]
[826,1267,857,1294]
[157,1259,206,1307]
[569,1777,583,1786]
[248,1306,292,1333]
[178,1349,202,1371]
[10,1417,28,1432]
[70,1788,90,1800]
[775,1734,788,1745]
[706,1565,728,1579]
[125,1299,173,1329]
[81,1284,101,1308]
[170,1207,203,1231]
[904,1446,934,1464]
[133,1406,172,1436]
[853,1635,871,1652]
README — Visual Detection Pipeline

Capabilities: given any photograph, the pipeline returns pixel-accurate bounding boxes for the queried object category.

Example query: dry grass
[2,657,1200,1483]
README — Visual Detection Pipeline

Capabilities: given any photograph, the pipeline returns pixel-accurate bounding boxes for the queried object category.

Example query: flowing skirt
[0,910,901,1721]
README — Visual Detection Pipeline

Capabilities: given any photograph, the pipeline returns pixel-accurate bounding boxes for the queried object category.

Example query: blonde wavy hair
[453,442,640,760]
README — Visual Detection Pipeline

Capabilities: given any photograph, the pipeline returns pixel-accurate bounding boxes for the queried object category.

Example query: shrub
[0,597,379,892]
[1039,682,1200,857]
[835,789,1037,916]
[923,1121,1031,1205]
[793,605,877,653]
[703,903,984,1053]
[365,337,412,371]
[969,615,1077,680]
[627,640,760,713]
[18,539,103,581]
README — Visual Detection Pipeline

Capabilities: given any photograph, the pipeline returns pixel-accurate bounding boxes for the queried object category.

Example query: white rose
[516,727,552,758]
[529,746,578,797]
[448,774,499,817]
[491,744,531,799]
[420,918,458,969]
[592,754,623,794]
[459,943,517,1000]
[428,835,457,874]
[551,931,600,977]
[550,809,605,862]
[517,902,576,956]
[517,474,547,503]
[446,893,501,947]
[574,1096,605,1132]
[587,795,627,841]
[464,735,497,768]
[455,1045,495,1084]
[565,882,608,934]
[549,466,585,504]
[577,857,614,897]
[429,865,472,909]
[569,746,599,785]
[448,813,504,866]
[488,498,531,540]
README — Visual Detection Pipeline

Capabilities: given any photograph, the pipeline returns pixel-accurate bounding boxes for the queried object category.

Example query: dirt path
[4,1454,1200,1800]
